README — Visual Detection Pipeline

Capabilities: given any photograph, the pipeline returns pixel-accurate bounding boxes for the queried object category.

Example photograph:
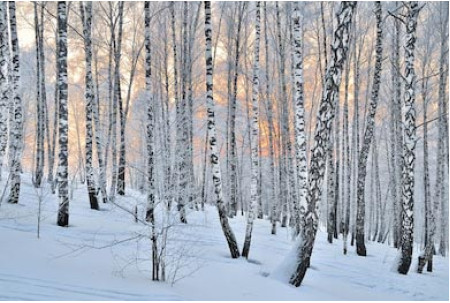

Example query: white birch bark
[117,2,126,196]
[417,55,433,273]
[437,2,449,257]
[0,2,9,181]
[7,2,24,205]
[275,2,290,228]
[204,0,240,258]
[264,3,278,235]
[289,2,356,287]
[33,2,45,188]
[389,11,399,248]
[144,1,159,281]
[56,1,69,226]
[355,1,383,257]
[397,1,420,275]
[242,1,261,259]
[228,3,246,218]
[393,3,403,247]
[293,2,307,237]
[80,1,99,210]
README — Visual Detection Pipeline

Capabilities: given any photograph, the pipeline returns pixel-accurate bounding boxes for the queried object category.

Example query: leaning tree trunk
[0,2,9,182]
[292,2,307,238]
[204,0,240,259]
[7,2,24,205]
[242,1,261,259]
[56,1,69,226]
[355,1,383,257]
[80,1,99,210]
[397,1,420,275]
[144,1,159,281]
[289,2,356,287]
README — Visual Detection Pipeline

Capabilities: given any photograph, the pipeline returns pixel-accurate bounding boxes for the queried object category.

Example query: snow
[0,174,448,301]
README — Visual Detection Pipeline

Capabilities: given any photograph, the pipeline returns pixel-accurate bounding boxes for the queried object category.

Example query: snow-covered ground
[0,175,448,300]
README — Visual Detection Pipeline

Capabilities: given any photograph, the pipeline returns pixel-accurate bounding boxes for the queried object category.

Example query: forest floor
[0,174,448,301]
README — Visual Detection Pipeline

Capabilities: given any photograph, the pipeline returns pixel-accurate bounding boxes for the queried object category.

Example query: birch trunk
[293,2,307,238]
[275,2,290,228]
[417,54,433,273]
[144,1,159,281]
[437,2,449,257]
[117,2,126,196]
[110,2,124,200]
[355,1,383,256]
[242,1,261,259]
[33,3,45,188]
[0,2,9,182]
[264,3,277,235]
[397,1,419,275]
[343,50,351,254]
[80,1,99,210]
[7,2,24,205]
[289,2,356,287]
[56,1,69,226]
[49,22,59,194]
[393,3,403,247]
[389,11,399,248]
[175,1,189,223]
[204,1,240,258]
[228,3,246,218]
[92,42,107,204]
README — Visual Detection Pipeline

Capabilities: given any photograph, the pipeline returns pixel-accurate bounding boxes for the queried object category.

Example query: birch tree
[204,0,240,259]
[417,32,433,273]
[33,2,45,188]
[56,1,69,226]
[275,2,290,228]
[110,2,124,200]
[342,49,351,254]
[292,2,307,237]
[228,2,246,218]
[397,1,420,275]
[264,2,277,235]
[144,1,158,281]
[242,1,260,259]
[7,1,24,205]
[437,2,449,258]
[389,7,400,249]
[393,3,403,247]
[289,2,356,287]
[176,1,189,223]
[355,1,383,257]
[116,2,126,196]
[0,2,9,181]
[80,1,99,210]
